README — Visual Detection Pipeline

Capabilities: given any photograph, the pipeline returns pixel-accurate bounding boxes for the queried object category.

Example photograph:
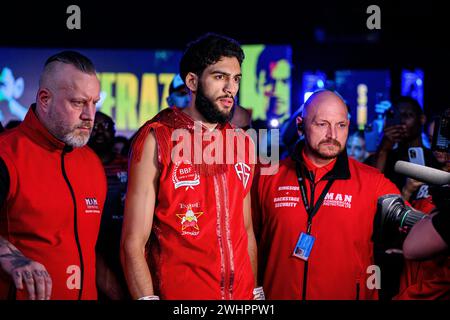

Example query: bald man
[0,51,106,300]
[252,90,401,300]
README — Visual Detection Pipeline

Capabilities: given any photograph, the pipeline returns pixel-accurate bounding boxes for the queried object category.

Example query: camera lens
[375,195,426,237]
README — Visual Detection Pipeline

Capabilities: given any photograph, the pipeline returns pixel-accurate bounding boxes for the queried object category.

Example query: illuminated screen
[401,69,424,109]
[240,44,292,124]
[335,70,391,130]
[1,46,293,135]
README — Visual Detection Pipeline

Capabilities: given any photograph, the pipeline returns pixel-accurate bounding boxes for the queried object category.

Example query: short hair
[39,51,96,87]
[392,96,423,116]
[44,50,96,74]
[179,33,244,83]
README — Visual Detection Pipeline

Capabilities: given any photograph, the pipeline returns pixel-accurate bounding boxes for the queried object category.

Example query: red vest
[253,144,400,300]
[0,106,106,300]
[130,108,255,299]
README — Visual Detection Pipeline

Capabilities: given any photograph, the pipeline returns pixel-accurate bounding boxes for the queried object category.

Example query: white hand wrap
[137,295,160,300]
[253,286,265,300]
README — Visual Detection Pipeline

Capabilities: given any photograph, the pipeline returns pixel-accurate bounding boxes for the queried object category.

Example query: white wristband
[137,295,160,300]
[253,286,265,300]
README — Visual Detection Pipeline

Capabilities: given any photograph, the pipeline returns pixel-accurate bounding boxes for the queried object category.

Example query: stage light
[317,79,324,88]
[302,71,327,103]
[304,92,313,102]
[269,118,279,128]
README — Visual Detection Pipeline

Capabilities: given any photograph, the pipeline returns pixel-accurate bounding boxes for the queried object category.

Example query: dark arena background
[0,0,447,318]
[0,1,445,134]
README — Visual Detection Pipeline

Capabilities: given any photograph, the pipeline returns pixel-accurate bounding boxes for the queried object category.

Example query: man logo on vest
[172,160,200,190]
[235,162,251,189]
[323,193,353,209]
[176,204,204,236]
[84,197,100,214]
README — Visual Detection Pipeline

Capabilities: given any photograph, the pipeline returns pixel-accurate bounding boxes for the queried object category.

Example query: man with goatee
[252,90,400,300]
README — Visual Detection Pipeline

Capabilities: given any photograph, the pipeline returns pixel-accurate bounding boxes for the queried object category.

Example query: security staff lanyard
[295,161,334,233]
[295,160,334,300]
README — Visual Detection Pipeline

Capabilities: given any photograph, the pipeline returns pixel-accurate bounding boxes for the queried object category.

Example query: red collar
[156,107,230,132]
[301,148,337,183]
[20,104,66,151]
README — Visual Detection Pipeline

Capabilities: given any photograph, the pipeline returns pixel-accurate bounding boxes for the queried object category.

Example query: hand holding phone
[431,113,449,152]
[384,108,402,128]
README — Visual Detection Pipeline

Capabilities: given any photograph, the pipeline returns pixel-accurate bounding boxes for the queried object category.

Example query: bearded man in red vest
[121,33,263,300]
[252,90,402,300]
[0,51,106,300]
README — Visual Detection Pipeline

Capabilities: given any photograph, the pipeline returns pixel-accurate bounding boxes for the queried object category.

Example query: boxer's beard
[195,82,233,124]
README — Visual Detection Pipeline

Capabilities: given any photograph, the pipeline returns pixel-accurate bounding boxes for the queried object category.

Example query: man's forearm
[0,235,54,300]
[374,150,388,173]
[403,214,448,260]
[0,236,31,270]
[121,242,155,299]
[247,231,258,286]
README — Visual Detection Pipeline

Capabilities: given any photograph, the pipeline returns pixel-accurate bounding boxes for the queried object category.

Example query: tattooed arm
[0,236,52,300]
